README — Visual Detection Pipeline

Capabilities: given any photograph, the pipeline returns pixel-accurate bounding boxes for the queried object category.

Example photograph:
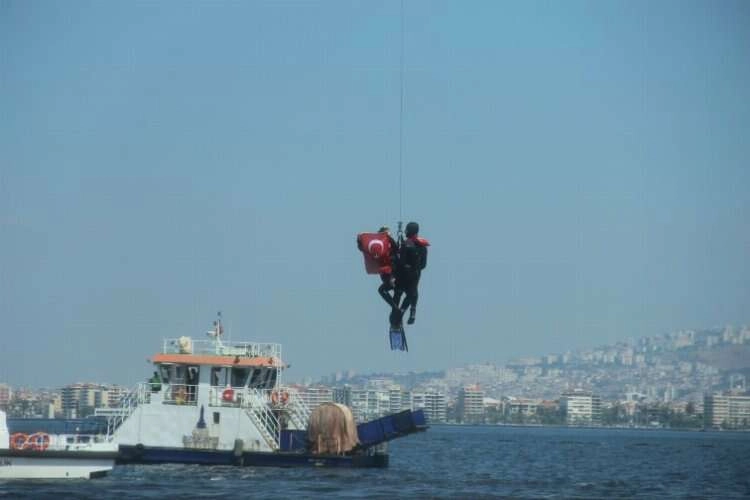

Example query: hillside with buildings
[322,324,750,401]
[2,324,749,429]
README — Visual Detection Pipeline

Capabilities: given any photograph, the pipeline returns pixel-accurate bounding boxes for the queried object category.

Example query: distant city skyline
[2,1,749,387]
[2,322,747,400]
[4,326,749,431]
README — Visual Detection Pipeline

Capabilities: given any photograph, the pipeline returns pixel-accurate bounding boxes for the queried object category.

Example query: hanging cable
[397,0,405,241]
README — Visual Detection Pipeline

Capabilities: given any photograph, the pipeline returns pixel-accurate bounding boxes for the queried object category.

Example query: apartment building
[704,393,750,429]
[561,390,601,425]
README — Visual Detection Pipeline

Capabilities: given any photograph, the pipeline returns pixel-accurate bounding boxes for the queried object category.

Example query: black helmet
[405,221,419,237]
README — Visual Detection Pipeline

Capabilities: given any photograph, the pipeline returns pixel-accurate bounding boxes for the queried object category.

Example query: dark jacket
[396,236,428,281]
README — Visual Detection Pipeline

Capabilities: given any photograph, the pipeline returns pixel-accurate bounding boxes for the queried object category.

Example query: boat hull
[117,445,388,468]
[0,450,117,479]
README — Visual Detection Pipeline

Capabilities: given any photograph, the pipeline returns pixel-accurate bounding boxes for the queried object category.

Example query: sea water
[2,425,749,498]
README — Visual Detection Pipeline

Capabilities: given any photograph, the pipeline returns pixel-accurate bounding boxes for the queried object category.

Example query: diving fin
[389,325,408,351]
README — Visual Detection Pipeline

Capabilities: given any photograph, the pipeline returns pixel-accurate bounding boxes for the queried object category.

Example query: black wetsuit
[394,236,428,319]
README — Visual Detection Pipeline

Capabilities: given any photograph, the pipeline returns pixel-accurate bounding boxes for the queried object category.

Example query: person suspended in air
[357,226,399,309]
[393,221,429,325]
[375,226,400,309]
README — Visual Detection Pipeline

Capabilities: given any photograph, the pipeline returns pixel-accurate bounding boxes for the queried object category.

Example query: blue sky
[1,0,748,387]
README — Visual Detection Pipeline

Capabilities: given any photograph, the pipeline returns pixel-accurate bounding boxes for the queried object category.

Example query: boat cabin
[148,333,284,407]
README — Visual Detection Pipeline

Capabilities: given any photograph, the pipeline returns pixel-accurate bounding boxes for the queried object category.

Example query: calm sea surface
[2,425,749,499]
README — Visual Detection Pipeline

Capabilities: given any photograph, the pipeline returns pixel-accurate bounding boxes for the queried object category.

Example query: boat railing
[206,385,250,407]
[162,338,281,359]
[161,383,199,406]
[104,381,202,438]
[243,388,280,450]
[281,387,311,430]
[57,433,112,451]
[106,384,148,438]
[9,432,113,452]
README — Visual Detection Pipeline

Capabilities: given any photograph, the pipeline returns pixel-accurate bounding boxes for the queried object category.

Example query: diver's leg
[378,274,397,308]
[393,288,404,310]
[406,275,420,324]
[389,307,404,328]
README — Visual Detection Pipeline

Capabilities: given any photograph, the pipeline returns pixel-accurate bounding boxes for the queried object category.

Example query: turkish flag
[357,232,393,275]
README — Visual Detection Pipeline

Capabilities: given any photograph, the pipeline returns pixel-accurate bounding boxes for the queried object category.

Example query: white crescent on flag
[368,239,384,257]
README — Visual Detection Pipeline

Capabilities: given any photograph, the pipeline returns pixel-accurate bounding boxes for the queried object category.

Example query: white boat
[104,313,313,464]
[2,313,427,473]
[0,410,117,479]
[103,313,426,467]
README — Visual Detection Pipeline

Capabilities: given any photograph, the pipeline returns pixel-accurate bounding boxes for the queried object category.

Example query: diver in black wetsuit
[394,221,429,325]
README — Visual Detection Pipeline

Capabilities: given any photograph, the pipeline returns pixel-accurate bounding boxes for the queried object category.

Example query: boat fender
[271,391,289,405]
[233,439,244,457]
[134,443,145,459]
[232,439,244,466]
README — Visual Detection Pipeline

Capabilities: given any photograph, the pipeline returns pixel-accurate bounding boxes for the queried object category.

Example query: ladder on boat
[284,389,311,430]
[244,389,279,450]
[105,384,145,438]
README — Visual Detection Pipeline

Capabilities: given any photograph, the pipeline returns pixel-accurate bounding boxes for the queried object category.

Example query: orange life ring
[28,432,50,452]
[222,387,235,402]
[271,390,289,405]
[10,433,28,450]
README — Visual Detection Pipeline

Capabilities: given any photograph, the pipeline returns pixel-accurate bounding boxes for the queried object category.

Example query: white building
[422,391,447,423]
[704,394,750,429]
[458,385,484,423]
[350,389,389,422]
[388,387,412,414]
[0,384,11,409]
[61,383,106,418]
[410,392,426,412]
[561,390,601,425]
[505,397,539,417]
[296,386,333,411]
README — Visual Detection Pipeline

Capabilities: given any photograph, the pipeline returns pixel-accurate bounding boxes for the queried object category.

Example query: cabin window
[187,366,199,386]
[211,367,230,386]
[249,368,263,388]
[159,365,172,384]
[231,367,250,388]
[268,368,279,389]
[213,412,220,424]
[265,368,278,389]
[174,365,186,383]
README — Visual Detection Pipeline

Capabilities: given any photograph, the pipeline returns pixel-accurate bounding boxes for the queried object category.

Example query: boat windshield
[231,367,250,387]
[248,368,278,390]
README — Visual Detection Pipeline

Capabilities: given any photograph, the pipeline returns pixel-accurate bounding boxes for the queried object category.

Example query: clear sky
[1,0,748,388]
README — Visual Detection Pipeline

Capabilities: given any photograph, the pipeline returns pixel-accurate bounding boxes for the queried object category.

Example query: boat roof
[151,353,281,368]
[154,337,284,368]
